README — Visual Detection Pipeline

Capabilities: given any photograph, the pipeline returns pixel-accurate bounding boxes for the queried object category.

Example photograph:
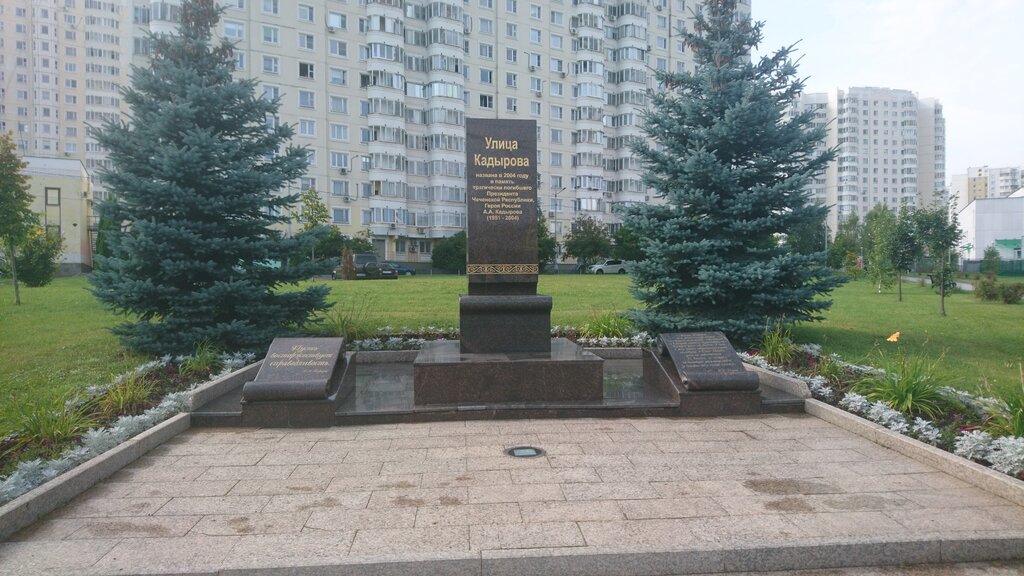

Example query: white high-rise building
[1,0,737,264]
[951,166,1024,209]
[792,87,946,232]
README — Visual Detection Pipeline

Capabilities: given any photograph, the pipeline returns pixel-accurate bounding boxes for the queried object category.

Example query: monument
[414,118,604,405]
[240,337,353,426]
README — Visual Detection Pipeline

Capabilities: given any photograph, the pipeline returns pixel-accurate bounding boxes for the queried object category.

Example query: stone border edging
[0,412,190,542]
[188,361,261,410]
[805,399,1024,507]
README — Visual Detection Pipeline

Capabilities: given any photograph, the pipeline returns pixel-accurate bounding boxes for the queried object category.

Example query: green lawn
[792,280,1024,398]
[1,273,1021,436]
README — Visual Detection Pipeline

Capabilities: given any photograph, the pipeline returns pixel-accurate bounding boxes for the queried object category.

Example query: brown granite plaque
[659,332,759,391]
[242,338,345,401]
[465,118,539,295]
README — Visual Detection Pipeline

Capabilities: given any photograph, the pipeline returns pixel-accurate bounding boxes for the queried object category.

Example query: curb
[0,412,190,542]
[805,399,1024,507]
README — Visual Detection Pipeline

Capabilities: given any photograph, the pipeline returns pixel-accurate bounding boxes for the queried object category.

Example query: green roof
[995,239,1022,249]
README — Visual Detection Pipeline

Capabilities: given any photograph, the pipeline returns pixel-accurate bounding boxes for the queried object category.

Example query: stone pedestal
[459,295,552,354]
[414,338,603,405]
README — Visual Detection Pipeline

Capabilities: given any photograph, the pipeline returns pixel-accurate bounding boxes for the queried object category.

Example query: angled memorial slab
[643,332,761,416]
[241,337,353,427]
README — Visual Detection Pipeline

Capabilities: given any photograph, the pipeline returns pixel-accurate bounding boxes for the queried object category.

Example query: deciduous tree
[0,132,37,305]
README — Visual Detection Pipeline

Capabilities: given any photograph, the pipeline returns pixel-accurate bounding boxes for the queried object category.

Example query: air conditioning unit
[389,223,396,229]
[570,28,578,35]
[338,168,348,175]
[417,227,426,234]
[534,90,542,97]
[559,72,567,78]
[655,4,663,10]
[327,26,337,33]
[528,65,537,72]
[343,195,352,202]
[547,211,556,218]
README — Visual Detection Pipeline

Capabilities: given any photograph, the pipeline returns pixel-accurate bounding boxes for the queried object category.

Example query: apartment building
[1,0,732,264]
[951,166,1024,209]
[791,87,946,233]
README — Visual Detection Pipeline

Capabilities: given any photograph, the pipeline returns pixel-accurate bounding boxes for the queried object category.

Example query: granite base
[643,347,762,416]
[459,294,552,354]
[413,338,603,405]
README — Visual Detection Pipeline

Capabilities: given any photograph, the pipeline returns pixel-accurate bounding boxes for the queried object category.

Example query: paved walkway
[2,414,1023,575]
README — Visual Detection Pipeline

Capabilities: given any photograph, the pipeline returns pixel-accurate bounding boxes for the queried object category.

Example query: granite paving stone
[154,495,271,516]
[325,474,421,492]
[172,452,265,467]
[304,506,417,532]
[0,540,120,575]
[189,511,311,535]
[619,497,729,519]
[89,535,240,574]
[415,503,522,527]
[348,526,469,556]
[470,521,586,550]
[895,487,1015,508]
[288,462,383,479]
[55,496,170,518]
[508,467,602,484]
[367,487,468,508]
[228,478,333,495]
[783,511,908,537]
[381,458,467,475]
[419,469,511,488]
[227,440,316,454]
[561,481,661,501]
[221,532,355,570]
[120,480,240,498]
[518,500,625,523]
[196,464,296,481]
[467,483,564,504]
[262,492,371,513]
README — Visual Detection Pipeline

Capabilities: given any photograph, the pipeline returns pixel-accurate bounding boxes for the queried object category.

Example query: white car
[588,259,629,274]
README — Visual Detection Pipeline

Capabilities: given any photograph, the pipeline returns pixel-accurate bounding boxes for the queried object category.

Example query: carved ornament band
[466,264,539,274]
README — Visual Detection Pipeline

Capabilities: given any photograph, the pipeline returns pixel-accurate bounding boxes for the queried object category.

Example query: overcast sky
[751,0,1024,183]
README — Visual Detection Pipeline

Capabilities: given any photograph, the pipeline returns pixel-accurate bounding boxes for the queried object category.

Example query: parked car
[333,253,382,279]
[379,263,399,279]
[382,261,416,276]
[588,259,629,274]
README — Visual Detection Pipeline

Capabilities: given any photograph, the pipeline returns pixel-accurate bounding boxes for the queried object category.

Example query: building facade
[23,157,95,273]
[791,87,946,233]
[957,190,1024,261]
[951,166,1024,210]
[1,0,740,264]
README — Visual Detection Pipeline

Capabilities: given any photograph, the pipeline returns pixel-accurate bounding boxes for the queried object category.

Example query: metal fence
[961,259,1024,276]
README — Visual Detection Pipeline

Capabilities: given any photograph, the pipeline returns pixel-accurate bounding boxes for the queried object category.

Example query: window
[299,119,316,136]
[479,18,493,35]
[479,68,493,84]
[505,0,517,13]
[530,4,541,18]
[262,55,279,74]
[330,96,348,113]
[479,94,494,109]
[506,72,517,87]
[330,68,348,85]
[550,82,563,96]
[550,35,563,49]
[329,39,347,57]
[262,84,280,101]
[550,105,563,120]
[505,23,517,39]
[327,12,347,30]
[506,97,517,112]
[550,128,562,143]
[330,151,349,168]
[234,53,246,70]
[530,101,541,116]
[505,48,517,63]
[530,77,542,91]
[262,0,279,14]
[298,33,314,50]
[297,4,314,22]
[479,43,494,59]
[300,177,317,191]
[223,21,244,40]
[299,62,315,79]
[299,90,315,108]
[530,28,541,43]
[332,207,351,224]
[550,152,562,166]
[331,181,351,198]
[330,123,349,141]
[262,26,279,44]
[550,11,563,25]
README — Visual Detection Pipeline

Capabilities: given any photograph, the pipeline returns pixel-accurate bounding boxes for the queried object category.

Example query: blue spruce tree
[622,0,842,345]
[89,0,329,354]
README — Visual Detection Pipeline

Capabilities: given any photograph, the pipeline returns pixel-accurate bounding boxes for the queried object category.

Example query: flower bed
[742,342,1024,480]
[0,353,254,506]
